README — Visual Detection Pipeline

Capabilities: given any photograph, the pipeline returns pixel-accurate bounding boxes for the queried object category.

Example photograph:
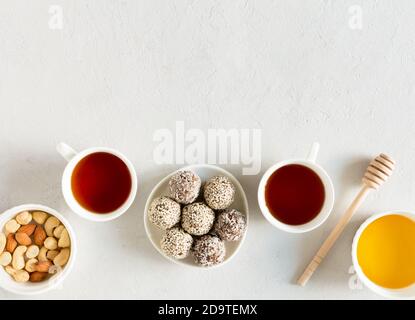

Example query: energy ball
[148,196,181,230]
[160,227,193,259]
[214,209,246,241]
[203,176,235,210]
[169,170,201,204]
[192,235,226,267]
[181,202,215,236]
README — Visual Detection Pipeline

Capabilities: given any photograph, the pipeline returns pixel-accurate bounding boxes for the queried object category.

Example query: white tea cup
[258,143,335,233]
[57,142,138,222]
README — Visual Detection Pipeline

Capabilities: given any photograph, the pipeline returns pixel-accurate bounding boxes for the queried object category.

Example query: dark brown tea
[71,152,132,214]
[265,164,325,225]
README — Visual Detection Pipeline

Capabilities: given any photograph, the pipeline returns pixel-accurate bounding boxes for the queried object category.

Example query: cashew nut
[53,225,65,238]
[44,237,58,250]
[53,248,70,267]
[5,265,14,275]
[5,265,29,282]
[26,245,39,259]
[58,229,70,248]
[38,246,48,262]
[15,270,30,282]
[46,250,59,260]
[25,258,38,272]
[12,245,27,270]
[0,252,12,266]
[32,211,48,224]
[16,211,32,225]
[5,219,20,234]
[44,216,60,237]
[0,233,5,254]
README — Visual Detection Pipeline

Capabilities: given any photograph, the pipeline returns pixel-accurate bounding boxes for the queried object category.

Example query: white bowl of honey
[352,211,415,299]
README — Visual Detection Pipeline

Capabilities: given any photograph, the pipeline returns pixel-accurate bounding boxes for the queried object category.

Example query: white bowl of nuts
[0,204,76,295]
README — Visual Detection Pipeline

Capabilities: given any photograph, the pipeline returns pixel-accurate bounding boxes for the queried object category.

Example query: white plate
[144,164,249,268]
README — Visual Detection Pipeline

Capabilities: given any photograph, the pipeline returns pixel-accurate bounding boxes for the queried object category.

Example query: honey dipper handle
[297,185,371,286]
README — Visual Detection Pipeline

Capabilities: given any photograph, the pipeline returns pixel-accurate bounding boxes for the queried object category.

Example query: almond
[35,260,52,272]
[29,271,48,282]
[5,234,17,253]
[18,224,36,236]
[15,232,32,246]
[34,225,47,246]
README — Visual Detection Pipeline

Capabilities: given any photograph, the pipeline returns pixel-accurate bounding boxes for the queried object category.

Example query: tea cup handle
[57,142,77,162]
[307,142,320,163]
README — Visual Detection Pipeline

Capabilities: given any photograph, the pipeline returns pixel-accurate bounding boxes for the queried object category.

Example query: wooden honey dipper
[297,153,395,286]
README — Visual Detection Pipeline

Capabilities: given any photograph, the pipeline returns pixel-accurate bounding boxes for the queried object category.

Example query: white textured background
[0,0,414,299]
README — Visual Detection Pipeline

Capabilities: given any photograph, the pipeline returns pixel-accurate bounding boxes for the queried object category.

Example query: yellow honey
[357,214,415,289]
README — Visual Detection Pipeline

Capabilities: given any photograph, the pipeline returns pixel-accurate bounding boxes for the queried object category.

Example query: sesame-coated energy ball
[160,227,193,259]
[203,176,235,210]
[192,235,226,267]
[214,209,246,241]
[148,196,181,230]
[169,170,202,205]
[181,202,215,236]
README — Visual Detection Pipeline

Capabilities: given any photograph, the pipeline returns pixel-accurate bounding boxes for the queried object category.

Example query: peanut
[15,232,32,246]
[16,211,32,225]
[53,225,65,238]
[5,219,20,234]
[34,225,46,246]
[0,252,12,266]
[12,245,27,270]
[46,250,59,260]
[26,245,39,259]
[25,258,38,272]
[53,248,70,267]
[0,233,5,254]
[32,211,48,224]
[5,234,17,253]
[58,229,70,248]
[44,216,60,237]
[38,246,48,262]
[44,237,58,250]
[30,271,48,282]
[18,224,36,236]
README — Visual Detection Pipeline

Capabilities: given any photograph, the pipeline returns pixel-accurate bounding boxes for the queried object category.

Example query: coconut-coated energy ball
[214,209,246,241]
[160,227,193,259]
[148,196,181,230]
[192,235,226,267]
[181,202,215,236]
[168,170,202,204]
[203,176,235,210]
